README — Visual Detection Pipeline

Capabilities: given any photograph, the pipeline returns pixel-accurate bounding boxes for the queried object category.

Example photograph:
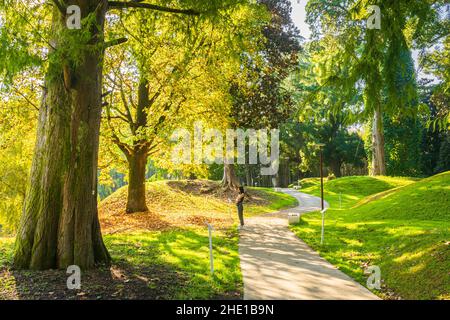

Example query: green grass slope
[291,172,450,300]
[299,176,418,209]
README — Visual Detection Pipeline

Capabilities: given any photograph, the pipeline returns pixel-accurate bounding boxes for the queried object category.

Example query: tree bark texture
[13,1,110,270]
[126,147,149,213]
[370,105,386,176]
[222,164,241,190]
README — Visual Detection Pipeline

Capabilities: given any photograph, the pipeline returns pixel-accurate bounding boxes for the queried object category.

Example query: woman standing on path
[236,186,251,229]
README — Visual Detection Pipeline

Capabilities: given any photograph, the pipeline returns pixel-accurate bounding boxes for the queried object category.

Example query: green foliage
[47,11,103,82]
[0,142,28,234]
[230,0,301,129]
[0,0,46,84]
[287,43,368,177]
[435,135,450,173]
[424,35,450,131]
[304,0,438,117]
[383,116,423,176]
[279,120,310,175]
[0,76,37,234]
[100,0,269,179]
[282,68,367,177]
[319,117,366,176]
[361,81,450,177]
[97,169,126,200]
[302,1,446,174]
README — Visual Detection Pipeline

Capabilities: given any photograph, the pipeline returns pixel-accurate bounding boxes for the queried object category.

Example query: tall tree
[305,0,442,175]
[13,0,113,270]
[5,0,236,270]
[223,0,301,189]
[102,3,265,212]
[103,20,206,213]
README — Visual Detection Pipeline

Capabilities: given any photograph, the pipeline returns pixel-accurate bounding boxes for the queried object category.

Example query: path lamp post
[316,143,326,245]
[316,143,325,211]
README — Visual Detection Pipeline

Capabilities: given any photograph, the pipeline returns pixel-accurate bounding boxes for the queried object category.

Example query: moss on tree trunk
[371,105,386,176]
[13,1,110,270]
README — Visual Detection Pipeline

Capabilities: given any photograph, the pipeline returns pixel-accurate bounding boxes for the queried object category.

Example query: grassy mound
[99,179,298,234]
[291,172,450,300]
[299,176,418,209]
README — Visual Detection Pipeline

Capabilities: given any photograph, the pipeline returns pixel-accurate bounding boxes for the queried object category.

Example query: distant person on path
[236,186,251,229]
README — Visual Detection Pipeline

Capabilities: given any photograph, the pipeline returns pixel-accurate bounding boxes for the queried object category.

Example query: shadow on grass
[1,260,182,300]
[291,217,449,299]
[106,228,242,300]
[0,228,242,300]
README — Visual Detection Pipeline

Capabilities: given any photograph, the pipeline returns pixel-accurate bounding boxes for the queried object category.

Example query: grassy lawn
[299,176,418,209]
[105,228,241,299]
[245,187,299,216]
[0,180,297,300]
[291,172,450,300]
[0,228,241,300]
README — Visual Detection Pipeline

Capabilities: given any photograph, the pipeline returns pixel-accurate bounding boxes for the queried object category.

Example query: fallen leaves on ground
[99,180,270,234]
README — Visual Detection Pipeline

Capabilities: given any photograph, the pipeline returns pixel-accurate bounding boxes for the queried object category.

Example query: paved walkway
[239,188,379,300]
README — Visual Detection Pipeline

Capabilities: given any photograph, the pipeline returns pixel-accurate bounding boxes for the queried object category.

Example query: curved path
[239,188,379,300]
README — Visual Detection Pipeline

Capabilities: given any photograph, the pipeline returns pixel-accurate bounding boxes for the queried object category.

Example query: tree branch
[12,87,39,112]
[119,83,136,134]
[105,103,133,157]
[108,1,200,15]
[51,0,65,15]
[104,37,128,49]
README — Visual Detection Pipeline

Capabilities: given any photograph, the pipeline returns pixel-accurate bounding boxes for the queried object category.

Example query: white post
[206,223,214,274]
[320,208,327,245]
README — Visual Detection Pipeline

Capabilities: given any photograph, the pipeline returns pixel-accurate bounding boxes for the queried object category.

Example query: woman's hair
[238,186,245,194]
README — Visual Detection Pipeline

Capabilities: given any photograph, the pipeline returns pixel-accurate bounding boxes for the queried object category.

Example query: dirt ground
[0,261,241,300]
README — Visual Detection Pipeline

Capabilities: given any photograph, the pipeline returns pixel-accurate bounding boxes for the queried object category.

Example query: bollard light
[320,208,328,245]
[288,213,300,224]
[206,222,214,275]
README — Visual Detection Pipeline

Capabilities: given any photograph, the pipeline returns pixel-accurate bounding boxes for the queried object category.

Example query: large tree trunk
[277,160,291,187]
[245,165,252,186]
[222,164,241,190]
[125,79,150,213]
[13,1,110,270]
[370,105,386,176]
[126,148,149,213]
[329,160,342,177]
